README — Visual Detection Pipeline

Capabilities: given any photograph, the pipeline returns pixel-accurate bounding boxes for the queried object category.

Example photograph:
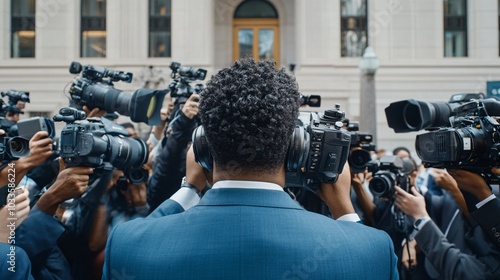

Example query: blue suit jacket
[103,188,398,279]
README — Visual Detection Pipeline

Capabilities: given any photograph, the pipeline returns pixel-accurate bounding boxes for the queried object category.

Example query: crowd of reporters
[0,61,499,279]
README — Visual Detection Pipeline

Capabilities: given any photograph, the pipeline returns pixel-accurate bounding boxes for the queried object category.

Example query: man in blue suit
[103,58,398,279]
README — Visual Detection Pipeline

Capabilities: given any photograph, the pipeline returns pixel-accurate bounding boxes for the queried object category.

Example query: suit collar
[197,188,304,210]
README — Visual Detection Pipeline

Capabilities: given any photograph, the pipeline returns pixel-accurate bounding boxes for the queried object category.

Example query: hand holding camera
[318,163,356,219]
[37,158,93,215]
[181,93,200,120]
[394,186,427,220]
[0,188,30,243]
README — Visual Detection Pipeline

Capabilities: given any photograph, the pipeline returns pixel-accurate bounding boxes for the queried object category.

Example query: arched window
[234,0,278,18]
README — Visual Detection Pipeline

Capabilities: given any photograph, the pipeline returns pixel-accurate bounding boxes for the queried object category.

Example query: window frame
[148,0,172,58]
[443,0,468,57]
[80,0,107,58]
[11,0,36,58]
[340,0,368,58]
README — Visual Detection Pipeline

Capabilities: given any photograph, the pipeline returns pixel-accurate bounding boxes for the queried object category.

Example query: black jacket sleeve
[147,112,196,212]
[472,198,500,250]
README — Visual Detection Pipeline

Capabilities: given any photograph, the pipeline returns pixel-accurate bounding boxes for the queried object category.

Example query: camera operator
[0,188,34,279]
[447,168,500,250]
[147,93,200,212]
[104,58,398,279]
[394,172,500,280]
[351,156,428,279]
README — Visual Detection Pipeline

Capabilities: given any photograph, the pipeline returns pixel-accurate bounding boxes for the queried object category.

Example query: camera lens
[369,171,395,198]
[106,136,149,170]
[7,137,30,158]
[349,149,371,171]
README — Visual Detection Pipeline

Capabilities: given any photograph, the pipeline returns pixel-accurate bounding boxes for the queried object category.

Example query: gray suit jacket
[416,192,500,280]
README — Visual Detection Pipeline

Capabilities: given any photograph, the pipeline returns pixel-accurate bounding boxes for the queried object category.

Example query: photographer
[394,177,500,279]
[147,93,200,212]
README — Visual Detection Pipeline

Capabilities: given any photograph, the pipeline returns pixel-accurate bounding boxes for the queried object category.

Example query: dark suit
[416,192,500,279]
[472,198,500,250]
[0,243,33,280]
[104,187,398,279]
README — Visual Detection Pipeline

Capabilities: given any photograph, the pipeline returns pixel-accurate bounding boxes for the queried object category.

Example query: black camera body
[55,107,149,184]
[415,99,500,172]
[346,122,375,173]
[168,62,207,104]
[68,61,167,125]
[286,108,351,191]
[1,90,30,106]
[369,155,409,199]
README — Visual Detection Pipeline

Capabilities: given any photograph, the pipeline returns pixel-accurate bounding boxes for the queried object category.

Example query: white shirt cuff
[169,187,200,210]
[476,194,496,209]
[337,213,361,222]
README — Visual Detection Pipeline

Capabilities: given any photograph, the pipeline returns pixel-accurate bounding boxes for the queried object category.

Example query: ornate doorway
[233,0,279,65]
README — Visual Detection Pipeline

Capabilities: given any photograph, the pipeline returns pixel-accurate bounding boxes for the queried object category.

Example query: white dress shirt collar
[212,180,284,191]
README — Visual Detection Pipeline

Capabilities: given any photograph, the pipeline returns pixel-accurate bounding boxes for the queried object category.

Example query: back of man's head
[199,58,300,175]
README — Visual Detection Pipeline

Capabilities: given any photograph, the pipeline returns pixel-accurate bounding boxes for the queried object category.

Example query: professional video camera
[385,93,485,132]
[54,107,149,184]
[1,90,30,106]
[369,155,410,199]
[385,93,500,174]
[168,62,207,105]
[345,121,376,173]
[285,106,351,191]
[414,99,500,172]
[68,61,167,125]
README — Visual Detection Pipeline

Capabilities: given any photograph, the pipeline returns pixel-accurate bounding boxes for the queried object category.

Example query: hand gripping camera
[54,107,149,184]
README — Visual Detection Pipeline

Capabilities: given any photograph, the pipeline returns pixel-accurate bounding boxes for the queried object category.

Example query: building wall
[0,0,499,154]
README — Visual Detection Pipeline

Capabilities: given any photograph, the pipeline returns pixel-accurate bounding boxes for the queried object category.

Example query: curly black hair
[199,58,300,174]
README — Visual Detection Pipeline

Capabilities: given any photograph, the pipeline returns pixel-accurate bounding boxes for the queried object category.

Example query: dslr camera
[169,62,206,105]
[369,155,410,199]
[68,61,167,125]
[54,107,149,184]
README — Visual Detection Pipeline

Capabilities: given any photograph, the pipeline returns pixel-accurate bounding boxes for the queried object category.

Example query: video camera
[346,121,376,173]
[169,62,206,105]
[285,106,352,191]
[385,93,500,176]
[369,155,410,199]
[385,93,485,133]
[1,90,30,106]
[68,61,167,125]
[54,107,149,184]
[415,99,500,172]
